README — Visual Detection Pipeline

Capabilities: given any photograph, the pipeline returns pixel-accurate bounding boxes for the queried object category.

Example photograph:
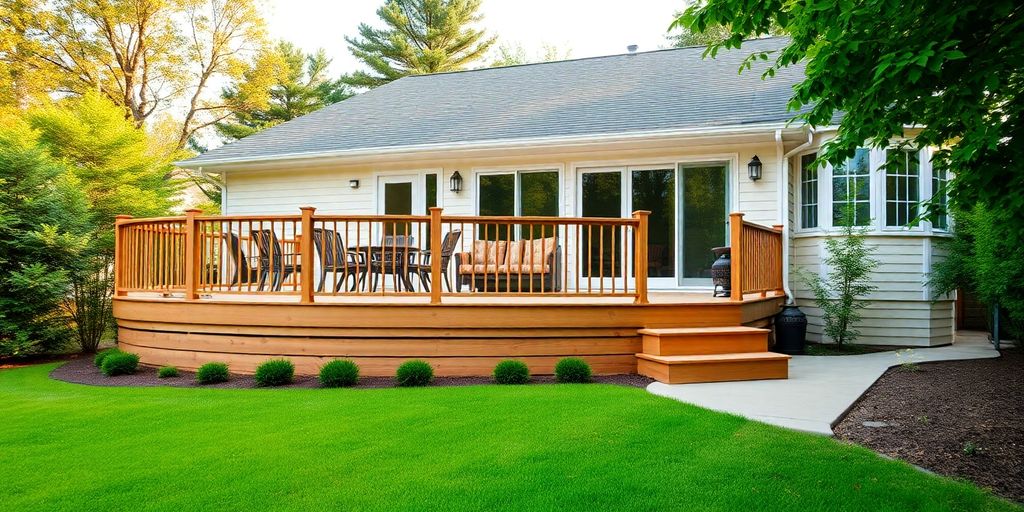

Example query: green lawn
[0,364,1017,512]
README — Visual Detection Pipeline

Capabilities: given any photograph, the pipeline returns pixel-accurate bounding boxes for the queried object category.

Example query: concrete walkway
[647,331,999,436]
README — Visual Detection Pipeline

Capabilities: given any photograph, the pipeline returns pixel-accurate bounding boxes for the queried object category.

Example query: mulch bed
[835,349,1024,504]
[49,356,654,389]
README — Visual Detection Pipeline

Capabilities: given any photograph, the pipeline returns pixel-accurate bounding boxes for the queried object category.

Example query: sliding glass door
[578,163,728,288]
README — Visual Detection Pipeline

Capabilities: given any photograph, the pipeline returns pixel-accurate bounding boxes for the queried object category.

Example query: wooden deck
[112,210,789,383]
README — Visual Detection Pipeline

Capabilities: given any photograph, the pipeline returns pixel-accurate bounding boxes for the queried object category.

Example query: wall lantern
[747,155,763,181]
[349,179,359,189]
[449,171,463,193]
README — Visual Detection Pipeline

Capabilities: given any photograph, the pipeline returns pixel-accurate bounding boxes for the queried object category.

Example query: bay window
[931,167,950,230]
[831,148,871,226]
[884,149,921,227]
[799,153,819,229]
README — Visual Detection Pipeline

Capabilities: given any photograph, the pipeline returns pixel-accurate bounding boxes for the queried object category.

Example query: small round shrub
[493,360,530,385]
[254,359,294,387]
[319,359,359,388]
[100,352,140,377]
[94,349,122,368]
[157,366,179,378]
[395,359,433,387]
[554,357,592,383]
[195,362,230,385]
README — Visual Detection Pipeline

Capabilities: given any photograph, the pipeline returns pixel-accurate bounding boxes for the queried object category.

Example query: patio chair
[370,235,417,292]
[251,229,301,291]
[224,232,260,287]
[409,229,462,292]
[311,228,367,292]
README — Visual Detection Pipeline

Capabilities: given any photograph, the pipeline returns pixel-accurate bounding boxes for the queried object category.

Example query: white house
[177,37,954,347]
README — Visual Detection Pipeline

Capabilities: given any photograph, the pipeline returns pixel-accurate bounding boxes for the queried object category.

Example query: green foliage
[489,42,571,67]
[674,1,1024,316]
[0,115,90,357]
[157,366,179,378]
[395,360,433,387]
[554,357,591,383]
[800,210,879,346]
[493,360,530,384]
[100,351,139,376]
[93,349,122,368]
[196,362,230,385]
[344,0,496,89]
[218,41,352,141]
[929,204,1024,343]
[319,359,360,388]
[254,359,295,387]
[665,10,785,48]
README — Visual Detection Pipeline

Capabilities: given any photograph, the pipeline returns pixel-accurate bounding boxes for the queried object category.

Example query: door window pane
[681,165,727,279]
[632,169,675,278]
[383,182,412,237]
[800,153,818,229]
[520,171,559,238]
[478,173,514,240]
[832,148,871,226]
[885,149,920,227]
[581,172,621,278]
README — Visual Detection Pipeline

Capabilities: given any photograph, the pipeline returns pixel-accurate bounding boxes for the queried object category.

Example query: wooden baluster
[729,212,744,301]
[183,209,201,300]
[300,207,315,303]
[429,208,442,303]
[632,211,650,305]
[114,215,133,296]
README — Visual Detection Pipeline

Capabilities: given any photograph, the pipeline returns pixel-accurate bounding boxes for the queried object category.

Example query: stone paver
[646,331,998,436]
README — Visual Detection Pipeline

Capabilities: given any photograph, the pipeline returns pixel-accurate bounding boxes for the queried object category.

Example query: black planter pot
[710,246,731,297]
[774,305,807,355]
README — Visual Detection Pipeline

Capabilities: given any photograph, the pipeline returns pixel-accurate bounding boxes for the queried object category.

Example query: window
[477,170,559,239]
[800,152,818,229]
[832,148,871,226]
[931,166,949,230]
[885,149,921,227]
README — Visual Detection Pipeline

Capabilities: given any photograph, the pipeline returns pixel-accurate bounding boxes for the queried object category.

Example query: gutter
[777,127,816,304]
[174,122,799,169]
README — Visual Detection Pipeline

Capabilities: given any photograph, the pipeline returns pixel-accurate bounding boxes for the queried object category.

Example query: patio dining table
[351,244,422,292]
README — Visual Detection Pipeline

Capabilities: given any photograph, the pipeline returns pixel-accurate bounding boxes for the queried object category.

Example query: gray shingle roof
[182,37,805,167]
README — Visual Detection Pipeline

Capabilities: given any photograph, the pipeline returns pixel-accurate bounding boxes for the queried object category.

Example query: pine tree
[344,0,496,89]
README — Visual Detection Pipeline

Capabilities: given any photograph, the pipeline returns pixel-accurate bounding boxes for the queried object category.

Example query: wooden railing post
[114,215,133,296]
[299,206,315,304]
[632,210,650,304]
[429,207,443,304]
[729,212,744,301]
[183,208,201,301]
[773,224,785,295]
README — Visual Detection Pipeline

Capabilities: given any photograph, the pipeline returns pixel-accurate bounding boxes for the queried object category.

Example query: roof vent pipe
[627,44,638,54]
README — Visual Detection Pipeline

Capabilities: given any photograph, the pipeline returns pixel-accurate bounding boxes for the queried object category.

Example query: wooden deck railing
[114,208,652,304]
[728,212,784,301]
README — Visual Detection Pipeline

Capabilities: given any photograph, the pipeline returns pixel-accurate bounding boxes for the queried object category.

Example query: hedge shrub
[554,357,592,383]
[196,362,230,384]
[395,360,433,387]
[254,359,294,387]
[493,360,530,384]
[100,352,139,377]
[319,359,360,388]
[94,349,122,368]
[157,366,179,378]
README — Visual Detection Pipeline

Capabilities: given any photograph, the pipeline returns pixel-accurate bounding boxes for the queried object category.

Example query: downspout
[777,128,815,305]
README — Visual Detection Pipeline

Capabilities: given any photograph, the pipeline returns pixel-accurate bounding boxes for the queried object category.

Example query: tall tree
[489,41,571,67]
[0,0,58,108]
[675,0,1024,325]
[344,0,496,89]
[217,41,352,140]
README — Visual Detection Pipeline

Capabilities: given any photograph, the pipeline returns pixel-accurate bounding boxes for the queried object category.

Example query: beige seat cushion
[459,263,501,275]
[471,240,508,265]
[522,237,556,266]
[508,263,551,274]
[505,240,524,266]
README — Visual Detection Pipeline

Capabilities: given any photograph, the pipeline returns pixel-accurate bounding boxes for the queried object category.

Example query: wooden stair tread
[637,326,770,336]
[635,352,790,364]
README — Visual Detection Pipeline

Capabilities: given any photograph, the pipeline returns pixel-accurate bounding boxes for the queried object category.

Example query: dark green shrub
[94,349,122,368]
[319,359,359,388]
[493,360,530,384]
[395,360,433,387]
[157,366,179,378]
[100,352,139,376]
[254,359,294,387]
[196,362,230,385]
[554,357,592,383]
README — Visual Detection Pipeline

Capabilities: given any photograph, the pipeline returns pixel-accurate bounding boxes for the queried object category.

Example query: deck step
[636,351,790,384]
[638,326,770,356]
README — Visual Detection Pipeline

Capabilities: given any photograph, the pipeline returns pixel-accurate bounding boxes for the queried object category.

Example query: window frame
[881,147,926,232]
[473,166,563,218]
[796,151,821,231]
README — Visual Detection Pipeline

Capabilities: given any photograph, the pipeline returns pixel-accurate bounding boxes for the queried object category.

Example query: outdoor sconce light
[349,179,359,189]
[449,171,463,193]
[747,155,763,181]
